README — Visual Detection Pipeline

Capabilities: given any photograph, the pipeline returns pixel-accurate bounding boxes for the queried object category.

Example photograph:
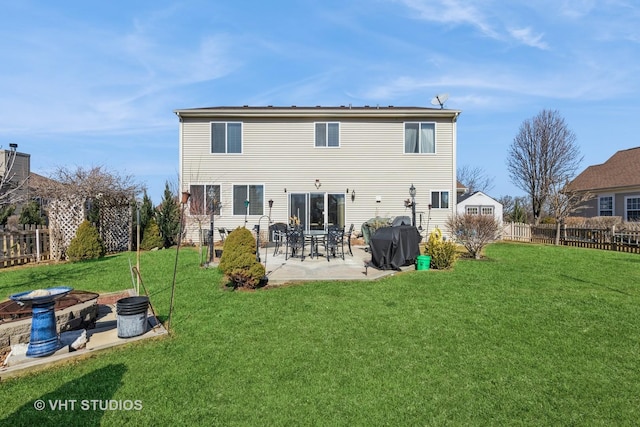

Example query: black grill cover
[370,225,421,270]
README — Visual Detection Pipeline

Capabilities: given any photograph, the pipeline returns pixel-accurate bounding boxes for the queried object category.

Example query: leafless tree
[32,165,144,203]
[547,179,592,245]
[457,165,495,194]
[506,109,582,224]
[446,213,501,259]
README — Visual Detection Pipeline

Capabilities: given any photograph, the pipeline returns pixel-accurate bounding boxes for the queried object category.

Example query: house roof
[568,147,640,192]
[174,105,461,120]
[457,191,500,204]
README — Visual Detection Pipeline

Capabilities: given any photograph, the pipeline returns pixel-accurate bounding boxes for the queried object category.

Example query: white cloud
[508,27,549,50]
[395,0,499,39]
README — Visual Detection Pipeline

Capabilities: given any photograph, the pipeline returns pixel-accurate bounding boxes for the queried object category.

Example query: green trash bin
[416,255,431,270]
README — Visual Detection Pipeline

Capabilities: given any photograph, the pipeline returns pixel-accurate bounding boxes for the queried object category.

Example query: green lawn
[1,243,639,425]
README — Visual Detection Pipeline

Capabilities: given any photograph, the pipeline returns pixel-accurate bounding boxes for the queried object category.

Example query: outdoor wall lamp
[351,190,356,202]
[315,179,321,189]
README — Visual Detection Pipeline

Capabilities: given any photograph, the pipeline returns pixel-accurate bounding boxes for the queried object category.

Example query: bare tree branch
[457,165,495,194]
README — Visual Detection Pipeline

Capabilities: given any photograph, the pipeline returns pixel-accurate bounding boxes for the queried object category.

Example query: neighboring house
[0,145,30,210]
[568,147,640,221]
[456,191,503,224]
[176,105,461,242]
[456,180,468,199]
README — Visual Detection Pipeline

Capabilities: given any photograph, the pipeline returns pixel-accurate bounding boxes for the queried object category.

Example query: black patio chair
[218,227,229,242]
[345,223,354,256]
[324,225,345,261]
[285,226,305,260]
[270,222,288,256]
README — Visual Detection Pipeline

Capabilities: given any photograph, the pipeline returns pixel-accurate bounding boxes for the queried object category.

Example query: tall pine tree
[157,182,181,247]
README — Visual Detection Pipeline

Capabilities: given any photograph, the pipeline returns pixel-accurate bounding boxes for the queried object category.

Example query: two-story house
[175,105,461,242]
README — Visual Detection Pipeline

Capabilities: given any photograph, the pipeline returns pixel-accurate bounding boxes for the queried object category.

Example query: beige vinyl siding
[179,108,458,242]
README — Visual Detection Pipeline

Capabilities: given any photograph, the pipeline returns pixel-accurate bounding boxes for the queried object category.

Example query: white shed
[456,191,503,224]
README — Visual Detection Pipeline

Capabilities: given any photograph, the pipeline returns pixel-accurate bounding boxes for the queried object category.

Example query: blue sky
[1,0,639,204]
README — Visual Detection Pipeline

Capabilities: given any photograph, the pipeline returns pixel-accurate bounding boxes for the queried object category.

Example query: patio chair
[218,227,229,242]
[324,225,345,261]
[345,223,354,256]
[270,222,288,256]
[285,226,305,260]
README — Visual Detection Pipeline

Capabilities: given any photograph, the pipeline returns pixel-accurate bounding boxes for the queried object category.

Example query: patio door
[289,192,345,231]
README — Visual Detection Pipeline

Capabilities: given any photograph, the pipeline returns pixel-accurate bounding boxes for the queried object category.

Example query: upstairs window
[211,122,242,153]
[315,122,340,147]
[405,122,435,153]
[431,191,449,209]
[599,196,613,216]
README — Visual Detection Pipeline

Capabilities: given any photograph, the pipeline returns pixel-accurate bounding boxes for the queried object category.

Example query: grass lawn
[1,242,639,425]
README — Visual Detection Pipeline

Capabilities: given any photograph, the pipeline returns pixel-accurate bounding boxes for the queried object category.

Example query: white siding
[178,107,460,242]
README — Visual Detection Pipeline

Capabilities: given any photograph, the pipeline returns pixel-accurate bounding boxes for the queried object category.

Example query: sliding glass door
[289,192,345,231]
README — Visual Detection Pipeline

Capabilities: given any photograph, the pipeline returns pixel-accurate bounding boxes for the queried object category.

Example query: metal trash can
[116,296,149,338]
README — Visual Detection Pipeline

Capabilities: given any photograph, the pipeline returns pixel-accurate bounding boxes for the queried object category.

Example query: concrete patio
[0,292,167,380]
[259,244,416,285]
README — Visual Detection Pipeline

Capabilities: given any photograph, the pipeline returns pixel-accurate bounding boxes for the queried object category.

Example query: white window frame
[314,122,340,148]
[189,184,221,216]
[598,195,614,216]
[404,122,436,154]
[431,190,450,209]
[211,122,243,154]
[481,206,494,216]
[625,196,640,221]
[233,184,264,216]
[466,206,479,215]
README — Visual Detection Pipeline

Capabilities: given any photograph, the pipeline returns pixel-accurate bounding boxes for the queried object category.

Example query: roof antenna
[430,93,449,109]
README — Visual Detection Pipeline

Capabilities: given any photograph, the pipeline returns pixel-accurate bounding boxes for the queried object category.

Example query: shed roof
[568,147,640,192]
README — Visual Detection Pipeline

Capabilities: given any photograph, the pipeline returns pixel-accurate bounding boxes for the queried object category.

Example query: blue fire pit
[9,287,73,357]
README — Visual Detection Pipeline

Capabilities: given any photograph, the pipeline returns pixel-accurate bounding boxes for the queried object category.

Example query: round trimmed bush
[218,227,265,289]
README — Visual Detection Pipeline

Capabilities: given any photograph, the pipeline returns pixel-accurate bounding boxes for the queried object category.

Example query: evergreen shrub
[218,227,265,289]
[67,220,105,261]
[140,219,164,250]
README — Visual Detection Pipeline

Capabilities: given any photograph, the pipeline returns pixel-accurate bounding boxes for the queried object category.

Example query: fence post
[611,225,616,252]
[36,228,41,262]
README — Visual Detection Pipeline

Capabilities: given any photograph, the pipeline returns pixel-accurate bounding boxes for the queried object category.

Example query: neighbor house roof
[568,147,640,192]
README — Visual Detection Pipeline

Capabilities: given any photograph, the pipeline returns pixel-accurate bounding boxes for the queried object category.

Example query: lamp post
[207,187,217,264]
[244,199,250,227]
[409,183,417,227]
[136,198,142,295]
[254,200,274,265]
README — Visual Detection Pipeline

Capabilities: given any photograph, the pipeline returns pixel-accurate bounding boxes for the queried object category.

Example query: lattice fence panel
[100,203,132,252]
[49,197,85,261]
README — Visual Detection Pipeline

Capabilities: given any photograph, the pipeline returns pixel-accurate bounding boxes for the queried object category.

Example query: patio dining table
[305,229,327,259]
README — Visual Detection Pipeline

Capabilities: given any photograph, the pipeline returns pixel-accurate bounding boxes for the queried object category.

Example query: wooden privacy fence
[502,222,640,254]
[0,225,51,268]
